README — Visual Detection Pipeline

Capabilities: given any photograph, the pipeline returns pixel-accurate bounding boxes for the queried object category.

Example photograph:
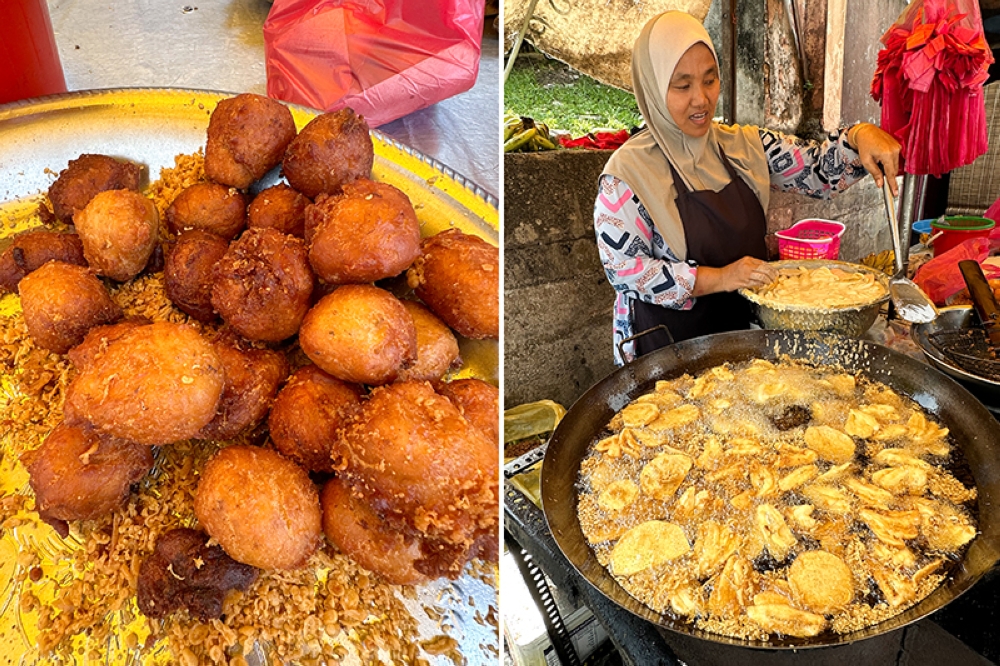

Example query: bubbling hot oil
[576,358,977,641]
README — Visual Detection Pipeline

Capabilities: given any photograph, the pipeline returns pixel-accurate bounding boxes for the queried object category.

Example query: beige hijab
[603,11,770,261]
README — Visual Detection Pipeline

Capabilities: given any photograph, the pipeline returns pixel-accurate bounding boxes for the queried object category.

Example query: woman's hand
[694,257,776,296]
[849,122,902,196]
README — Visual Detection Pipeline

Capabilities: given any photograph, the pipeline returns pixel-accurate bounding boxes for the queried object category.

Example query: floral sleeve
[594,174,697,309]
[760,127,868,199]
[595,174,697,365]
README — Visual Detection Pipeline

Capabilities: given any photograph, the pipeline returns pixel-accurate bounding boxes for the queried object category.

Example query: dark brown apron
[632,147,768,356]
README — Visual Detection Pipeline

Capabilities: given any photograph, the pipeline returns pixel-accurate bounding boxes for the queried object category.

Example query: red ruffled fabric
[871,0,993,177]
[558,129,631,150]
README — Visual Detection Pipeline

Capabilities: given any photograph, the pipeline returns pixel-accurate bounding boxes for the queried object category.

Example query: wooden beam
[823,0,847,131]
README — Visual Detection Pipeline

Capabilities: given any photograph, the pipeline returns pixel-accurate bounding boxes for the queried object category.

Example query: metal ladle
[882,178,938,324]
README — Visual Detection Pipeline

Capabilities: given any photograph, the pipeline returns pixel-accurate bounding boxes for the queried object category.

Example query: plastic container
[931,216,995,257]
[0,0,67,104]
[775,219,846,260]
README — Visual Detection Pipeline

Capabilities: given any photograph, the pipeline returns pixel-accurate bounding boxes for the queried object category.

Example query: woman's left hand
[850,122,902,196]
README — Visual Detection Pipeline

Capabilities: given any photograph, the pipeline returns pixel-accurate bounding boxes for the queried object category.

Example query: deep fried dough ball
[73,189,160,282]
[321,476,429,586]
[248,184,309,238]
[67,317,152,370]
[211,228,314,342]
[194,445,322,570]
[268,365,363,473]
[21,421,153,536]
[64,321,225,445]
[298,285,416,385]
[0,230,86,293]
[283,109,373,199]
[436,378,499,444]
[397,300,461,382]
[341,381,498,576]
[47,153,142,223]
[18,261,122,354]
[137,528,257,621]
[204,93,297,189]
[306,179,420,284]
[165,182,247,240]
[164,230,229,322]
[197,339,289,441]
[407,229,499,339]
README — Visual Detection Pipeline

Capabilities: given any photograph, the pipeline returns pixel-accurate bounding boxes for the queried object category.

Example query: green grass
[503,55,643,136]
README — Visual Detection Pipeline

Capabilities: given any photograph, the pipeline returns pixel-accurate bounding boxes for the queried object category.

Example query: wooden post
[823,0,847,131]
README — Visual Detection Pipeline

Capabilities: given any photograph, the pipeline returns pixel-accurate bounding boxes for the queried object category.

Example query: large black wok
[540,329,1000,649]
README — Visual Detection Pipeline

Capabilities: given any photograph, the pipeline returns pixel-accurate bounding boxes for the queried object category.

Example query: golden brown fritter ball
[197,339,289,441]
[306,179,420,284]
[67,317,152,370]
[18,261,122,354]
[210,228,314,342]
[47,153,142,223]
[248,184,309,238]
[407,229,499,339]
[436,378,499,445]
[0,230,86,293]
[341,381,498,577]
[268,365,363,473]
[298,285,416,385]
[204,93,297,190]
[164,182,247,241]
[74,189,160,282]
[321,476,429,586]
[163,230,229,322]
[21,421,153,537]
[64,321,225,445]
[397,300,461,382]
[194,445,322,570]
[282,109,373,199]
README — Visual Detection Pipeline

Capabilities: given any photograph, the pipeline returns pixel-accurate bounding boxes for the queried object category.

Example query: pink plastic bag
[913,236,991,304]
[264,0,484,128]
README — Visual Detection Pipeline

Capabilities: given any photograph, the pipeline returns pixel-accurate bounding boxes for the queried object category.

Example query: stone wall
[503,150,892,411]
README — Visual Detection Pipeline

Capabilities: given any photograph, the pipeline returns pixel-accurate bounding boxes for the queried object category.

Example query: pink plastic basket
[775,219,845,260]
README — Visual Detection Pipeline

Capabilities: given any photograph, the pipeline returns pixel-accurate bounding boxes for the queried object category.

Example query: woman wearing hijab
[597,11,901,365]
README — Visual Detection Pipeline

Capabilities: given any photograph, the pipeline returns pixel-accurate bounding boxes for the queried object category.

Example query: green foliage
[503,55,642,136]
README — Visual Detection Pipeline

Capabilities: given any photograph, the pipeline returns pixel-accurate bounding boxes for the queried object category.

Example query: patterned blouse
[596,126,868,365]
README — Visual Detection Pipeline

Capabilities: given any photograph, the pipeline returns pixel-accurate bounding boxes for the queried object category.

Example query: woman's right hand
[694,257,776,296]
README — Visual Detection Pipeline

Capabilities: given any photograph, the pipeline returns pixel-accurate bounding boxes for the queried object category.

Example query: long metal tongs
[882,178,938,324]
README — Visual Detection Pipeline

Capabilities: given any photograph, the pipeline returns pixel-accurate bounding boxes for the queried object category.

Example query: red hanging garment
[871,0,993,177]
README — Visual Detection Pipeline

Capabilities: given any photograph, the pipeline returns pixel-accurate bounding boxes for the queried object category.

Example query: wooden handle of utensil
[959,260,1000,344]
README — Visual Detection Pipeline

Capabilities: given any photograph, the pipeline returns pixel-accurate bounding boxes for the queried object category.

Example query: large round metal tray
[740,259,890,338]
[0,88,498,665]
